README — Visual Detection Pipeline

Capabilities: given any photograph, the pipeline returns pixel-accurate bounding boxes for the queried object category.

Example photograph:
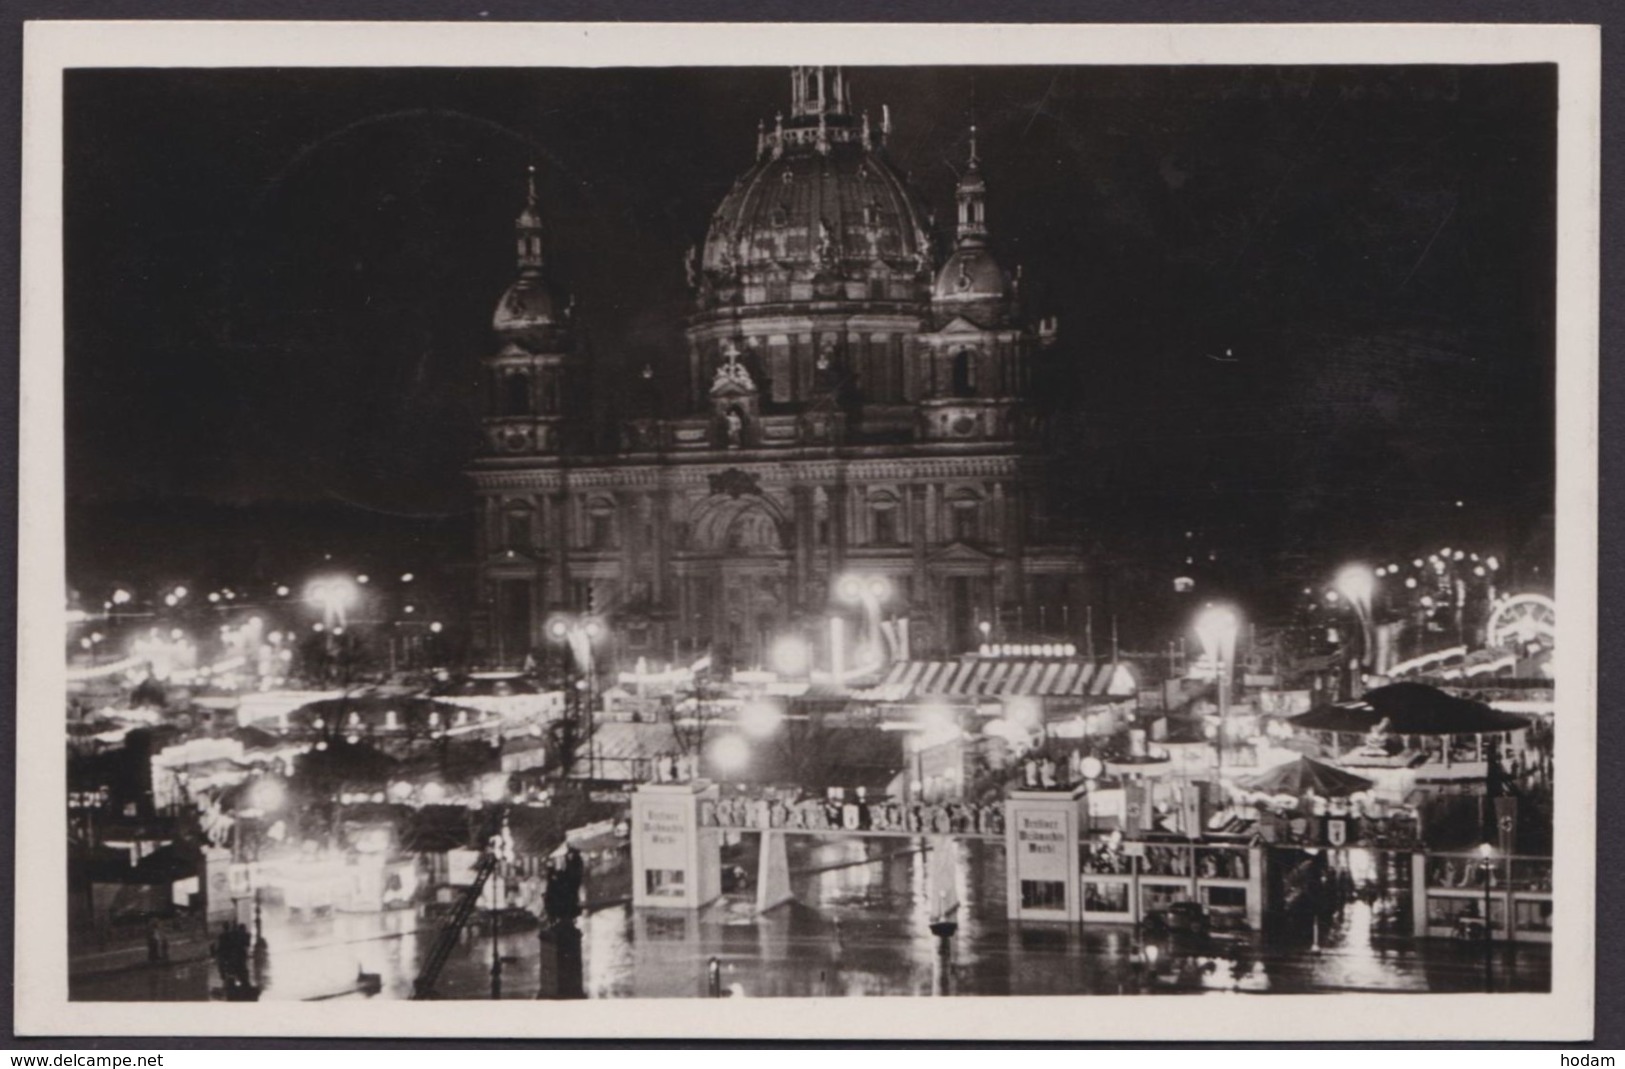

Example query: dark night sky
[63,65,1556,604]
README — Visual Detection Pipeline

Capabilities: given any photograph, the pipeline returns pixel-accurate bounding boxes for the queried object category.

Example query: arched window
[870,492,901,546]
[951,497,981,543]
[586,499,616,550]
[503,371,531,416]
[951,349,977,397]
[504,504,533,550]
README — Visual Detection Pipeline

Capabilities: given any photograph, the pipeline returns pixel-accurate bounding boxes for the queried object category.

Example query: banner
[697,795,1004,837]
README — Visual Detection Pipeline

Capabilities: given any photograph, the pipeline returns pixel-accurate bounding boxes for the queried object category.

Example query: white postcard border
[15,19,1600,1040]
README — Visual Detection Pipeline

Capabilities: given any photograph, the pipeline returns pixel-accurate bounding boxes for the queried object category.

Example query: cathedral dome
[697,67,935,306]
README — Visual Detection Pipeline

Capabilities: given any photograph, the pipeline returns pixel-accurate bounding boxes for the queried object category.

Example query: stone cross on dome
[711,339,756,394]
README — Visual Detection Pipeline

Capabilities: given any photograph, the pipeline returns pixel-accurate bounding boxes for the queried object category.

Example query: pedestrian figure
[228,922,252,987]
[213,922,234,986]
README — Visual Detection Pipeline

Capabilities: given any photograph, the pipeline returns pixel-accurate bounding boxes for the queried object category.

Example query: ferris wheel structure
[1485,593,1556,654]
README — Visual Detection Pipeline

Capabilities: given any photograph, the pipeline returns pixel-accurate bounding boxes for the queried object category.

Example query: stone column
[1002,480,1026,610]
[828,481,849,576]
[791,484,815,609]
[650,488,671,606]
[909,483,928,608]
[550,489,571,609]
[617,489,639,584]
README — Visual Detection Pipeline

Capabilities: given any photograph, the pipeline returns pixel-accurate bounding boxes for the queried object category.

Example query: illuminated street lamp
[1335,563,1377,696]
[305,577,357,630]
[834,572,894,672]
[79,632,105,665]
[1194,605,1239,783]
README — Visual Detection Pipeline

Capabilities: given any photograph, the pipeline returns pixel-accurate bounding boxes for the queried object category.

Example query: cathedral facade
[469,67,1088,672]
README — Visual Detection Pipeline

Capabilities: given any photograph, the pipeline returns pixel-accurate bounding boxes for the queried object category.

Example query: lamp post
[479,802,514,1000]
[548,614,605,778]
[243,776,284,958]
[1478,841,1496,993]
[1194,606,1239,787]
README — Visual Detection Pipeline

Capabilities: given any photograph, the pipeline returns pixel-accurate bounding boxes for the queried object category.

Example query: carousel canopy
[430,674,545,698]
[1238,755,1374,798]
[1289,682,1530,735]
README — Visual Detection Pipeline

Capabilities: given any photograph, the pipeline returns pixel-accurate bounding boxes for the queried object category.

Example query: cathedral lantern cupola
[915,126,1038,443]
[955,126,989,243]
[481,165,581,458]
[931,127,1013,328]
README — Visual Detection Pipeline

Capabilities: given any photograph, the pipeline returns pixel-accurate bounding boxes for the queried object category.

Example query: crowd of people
[212,920,257,999]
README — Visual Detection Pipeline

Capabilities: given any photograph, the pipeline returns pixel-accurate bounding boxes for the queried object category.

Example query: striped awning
[874,660,1136,701]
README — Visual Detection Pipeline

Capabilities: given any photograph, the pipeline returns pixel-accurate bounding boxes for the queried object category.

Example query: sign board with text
[630,781,721,910]
[1004,787,1086,922]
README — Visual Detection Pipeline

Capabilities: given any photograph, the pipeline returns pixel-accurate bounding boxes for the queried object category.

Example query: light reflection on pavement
[68,837,1551,1001]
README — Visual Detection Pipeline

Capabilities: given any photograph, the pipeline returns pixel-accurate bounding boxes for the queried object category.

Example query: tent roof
[431,674,544,698]
[1238,755,1374,798]
[1290,682,1530,735]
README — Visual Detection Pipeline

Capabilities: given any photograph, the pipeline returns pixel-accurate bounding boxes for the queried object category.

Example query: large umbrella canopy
[1290,682,1529,735]
[1238,755,1374,798]
[430,675,560,723]
[430,674,544,698]
[290,694,481,736]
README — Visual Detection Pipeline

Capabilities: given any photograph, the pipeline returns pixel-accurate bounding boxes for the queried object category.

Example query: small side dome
[493,272,569,334]
[933,244,1011,304]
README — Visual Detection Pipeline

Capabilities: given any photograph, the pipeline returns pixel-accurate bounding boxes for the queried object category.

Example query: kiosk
[630,780,721,910]
[1004,785,1087,923]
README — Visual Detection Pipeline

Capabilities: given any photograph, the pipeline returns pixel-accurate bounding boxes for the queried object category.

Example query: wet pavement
[70,838,1550,1001]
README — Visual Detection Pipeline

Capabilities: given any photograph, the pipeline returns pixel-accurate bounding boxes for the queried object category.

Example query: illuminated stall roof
[872,659,1138,701]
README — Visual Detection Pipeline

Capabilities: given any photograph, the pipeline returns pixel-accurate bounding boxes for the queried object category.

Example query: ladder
[411,807,506,1000]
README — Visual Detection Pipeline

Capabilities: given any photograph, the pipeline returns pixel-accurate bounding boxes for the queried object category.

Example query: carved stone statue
[683,244,699,289]
[725,408,744,448]
[815,218,836,267]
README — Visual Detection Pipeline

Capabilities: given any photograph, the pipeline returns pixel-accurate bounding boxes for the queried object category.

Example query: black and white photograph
[16,21,1598,1040]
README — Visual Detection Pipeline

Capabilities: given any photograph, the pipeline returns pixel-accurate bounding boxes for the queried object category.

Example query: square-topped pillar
[631,781,721,910]
[1004,785,1087,923]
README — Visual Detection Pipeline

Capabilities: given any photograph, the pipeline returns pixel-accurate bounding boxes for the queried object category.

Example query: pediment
[930,540,998,563]
[484,548,539,568]
[938,316,986,335]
